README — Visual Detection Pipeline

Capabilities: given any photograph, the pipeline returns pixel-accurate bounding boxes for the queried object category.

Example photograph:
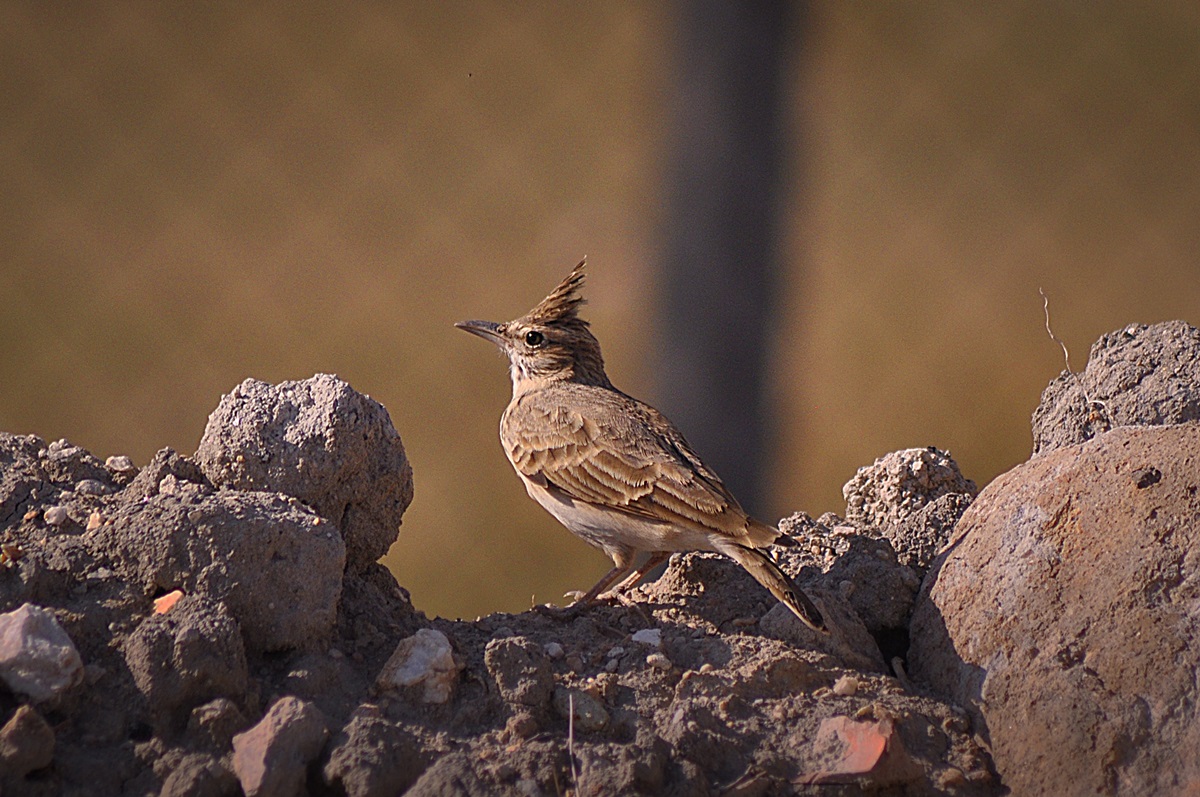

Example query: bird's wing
[502,386,765,542]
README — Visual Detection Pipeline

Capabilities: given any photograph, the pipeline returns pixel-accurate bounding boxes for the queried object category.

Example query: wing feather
[501,384,764,543]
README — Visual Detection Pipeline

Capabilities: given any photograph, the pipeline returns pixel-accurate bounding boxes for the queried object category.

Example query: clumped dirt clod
[1032,319,1200,454]
[194,374,414,574]
[3,321,1192,796]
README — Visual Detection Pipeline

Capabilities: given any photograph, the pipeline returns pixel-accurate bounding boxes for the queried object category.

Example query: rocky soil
[1,320,1196,796]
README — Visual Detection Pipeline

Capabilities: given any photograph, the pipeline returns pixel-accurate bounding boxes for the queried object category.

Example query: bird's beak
[454,319,505,347]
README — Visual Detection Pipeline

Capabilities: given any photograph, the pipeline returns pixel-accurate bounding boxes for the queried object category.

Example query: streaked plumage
[456,259,825,631]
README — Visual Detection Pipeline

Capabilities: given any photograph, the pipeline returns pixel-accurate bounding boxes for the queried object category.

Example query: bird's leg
[538,551,635,620]
[608,552,670,624]
[606,551,670,597]
[573,556,636,606]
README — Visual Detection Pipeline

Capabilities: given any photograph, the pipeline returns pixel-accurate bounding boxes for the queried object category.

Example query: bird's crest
[522,258,587,326]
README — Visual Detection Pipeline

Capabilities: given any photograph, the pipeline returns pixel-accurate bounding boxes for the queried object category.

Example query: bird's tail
[720,543,827,632]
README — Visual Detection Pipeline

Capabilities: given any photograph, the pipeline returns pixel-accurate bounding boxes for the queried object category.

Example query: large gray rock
[910,423,1200,796]
[194,375,414,572]
[0,603,84,703]
[1032,320,1200,455]
[93,489,345,651]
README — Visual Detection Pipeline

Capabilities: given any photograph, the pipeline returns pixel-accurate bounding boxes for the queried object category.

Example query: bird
[455,259,826,631]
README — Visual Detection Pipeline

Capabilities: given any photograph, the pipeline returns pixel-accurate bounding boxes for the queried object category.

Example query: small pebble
[505,712,539,739]
[564,654,584,672]
[606,646,625,659]
[86,512,103,532]
[44,506,69,526]
[631,628,662,647]
[105,455,136,472]
[1,544,24,566]
[698,663,715,674]
[604,658,619,673]
[553,687,609,732]
[543,642,565,659]
[646,652,672,671]
[832,675,860,696]
[934,767,968,788]
[75,479,108,496]
[154,590,184,614]
[22,509,39,522]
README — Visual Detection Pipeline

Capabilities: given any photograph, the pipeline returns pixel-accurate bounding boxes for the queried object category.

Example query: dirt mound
[0,374,1002,795]
[7,318,1194,795]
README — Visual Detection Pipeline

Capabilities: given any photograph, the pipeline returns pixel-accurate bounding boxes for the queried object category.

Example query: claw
[595,589,653,623]
[534,602,585,621]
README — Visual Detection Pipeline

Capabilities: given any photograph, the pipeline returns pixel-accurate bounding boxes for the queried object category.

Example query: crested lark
[456,259,825,631]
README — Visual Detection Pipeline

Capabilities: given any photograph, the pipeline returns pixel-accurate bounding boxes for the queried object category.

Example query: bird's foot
[532,591,594,621]
[596,589,653,622]
[533,602,584,621]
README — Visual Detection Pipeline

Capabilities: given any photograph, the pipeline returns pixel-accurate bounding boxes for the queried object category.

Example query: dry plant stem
[1039,288,1109,419]
[568,692,579,790]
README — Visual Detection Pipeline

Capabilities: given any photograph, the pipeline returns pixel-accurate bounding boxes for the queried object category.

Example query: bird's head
[456,258,610,393]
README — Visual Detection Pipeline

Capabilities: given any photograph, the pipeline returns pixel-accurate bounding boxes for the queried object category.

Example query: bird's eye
[524,330,545,347]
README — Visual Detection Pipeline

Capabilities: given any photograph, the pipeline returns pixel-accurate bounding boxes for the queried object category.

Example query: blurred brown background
[2,2,1198,620]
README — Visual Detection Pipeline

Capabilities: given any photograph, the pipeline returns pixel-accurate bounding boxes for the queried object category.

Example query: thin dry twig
[1040,288,1074,374]
[568,693,579,793]
[1040,288,1109,418]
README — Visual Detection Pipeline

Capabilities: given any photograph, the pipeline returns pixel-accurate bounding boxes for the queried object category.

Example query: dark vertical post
[657,0,797,515]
